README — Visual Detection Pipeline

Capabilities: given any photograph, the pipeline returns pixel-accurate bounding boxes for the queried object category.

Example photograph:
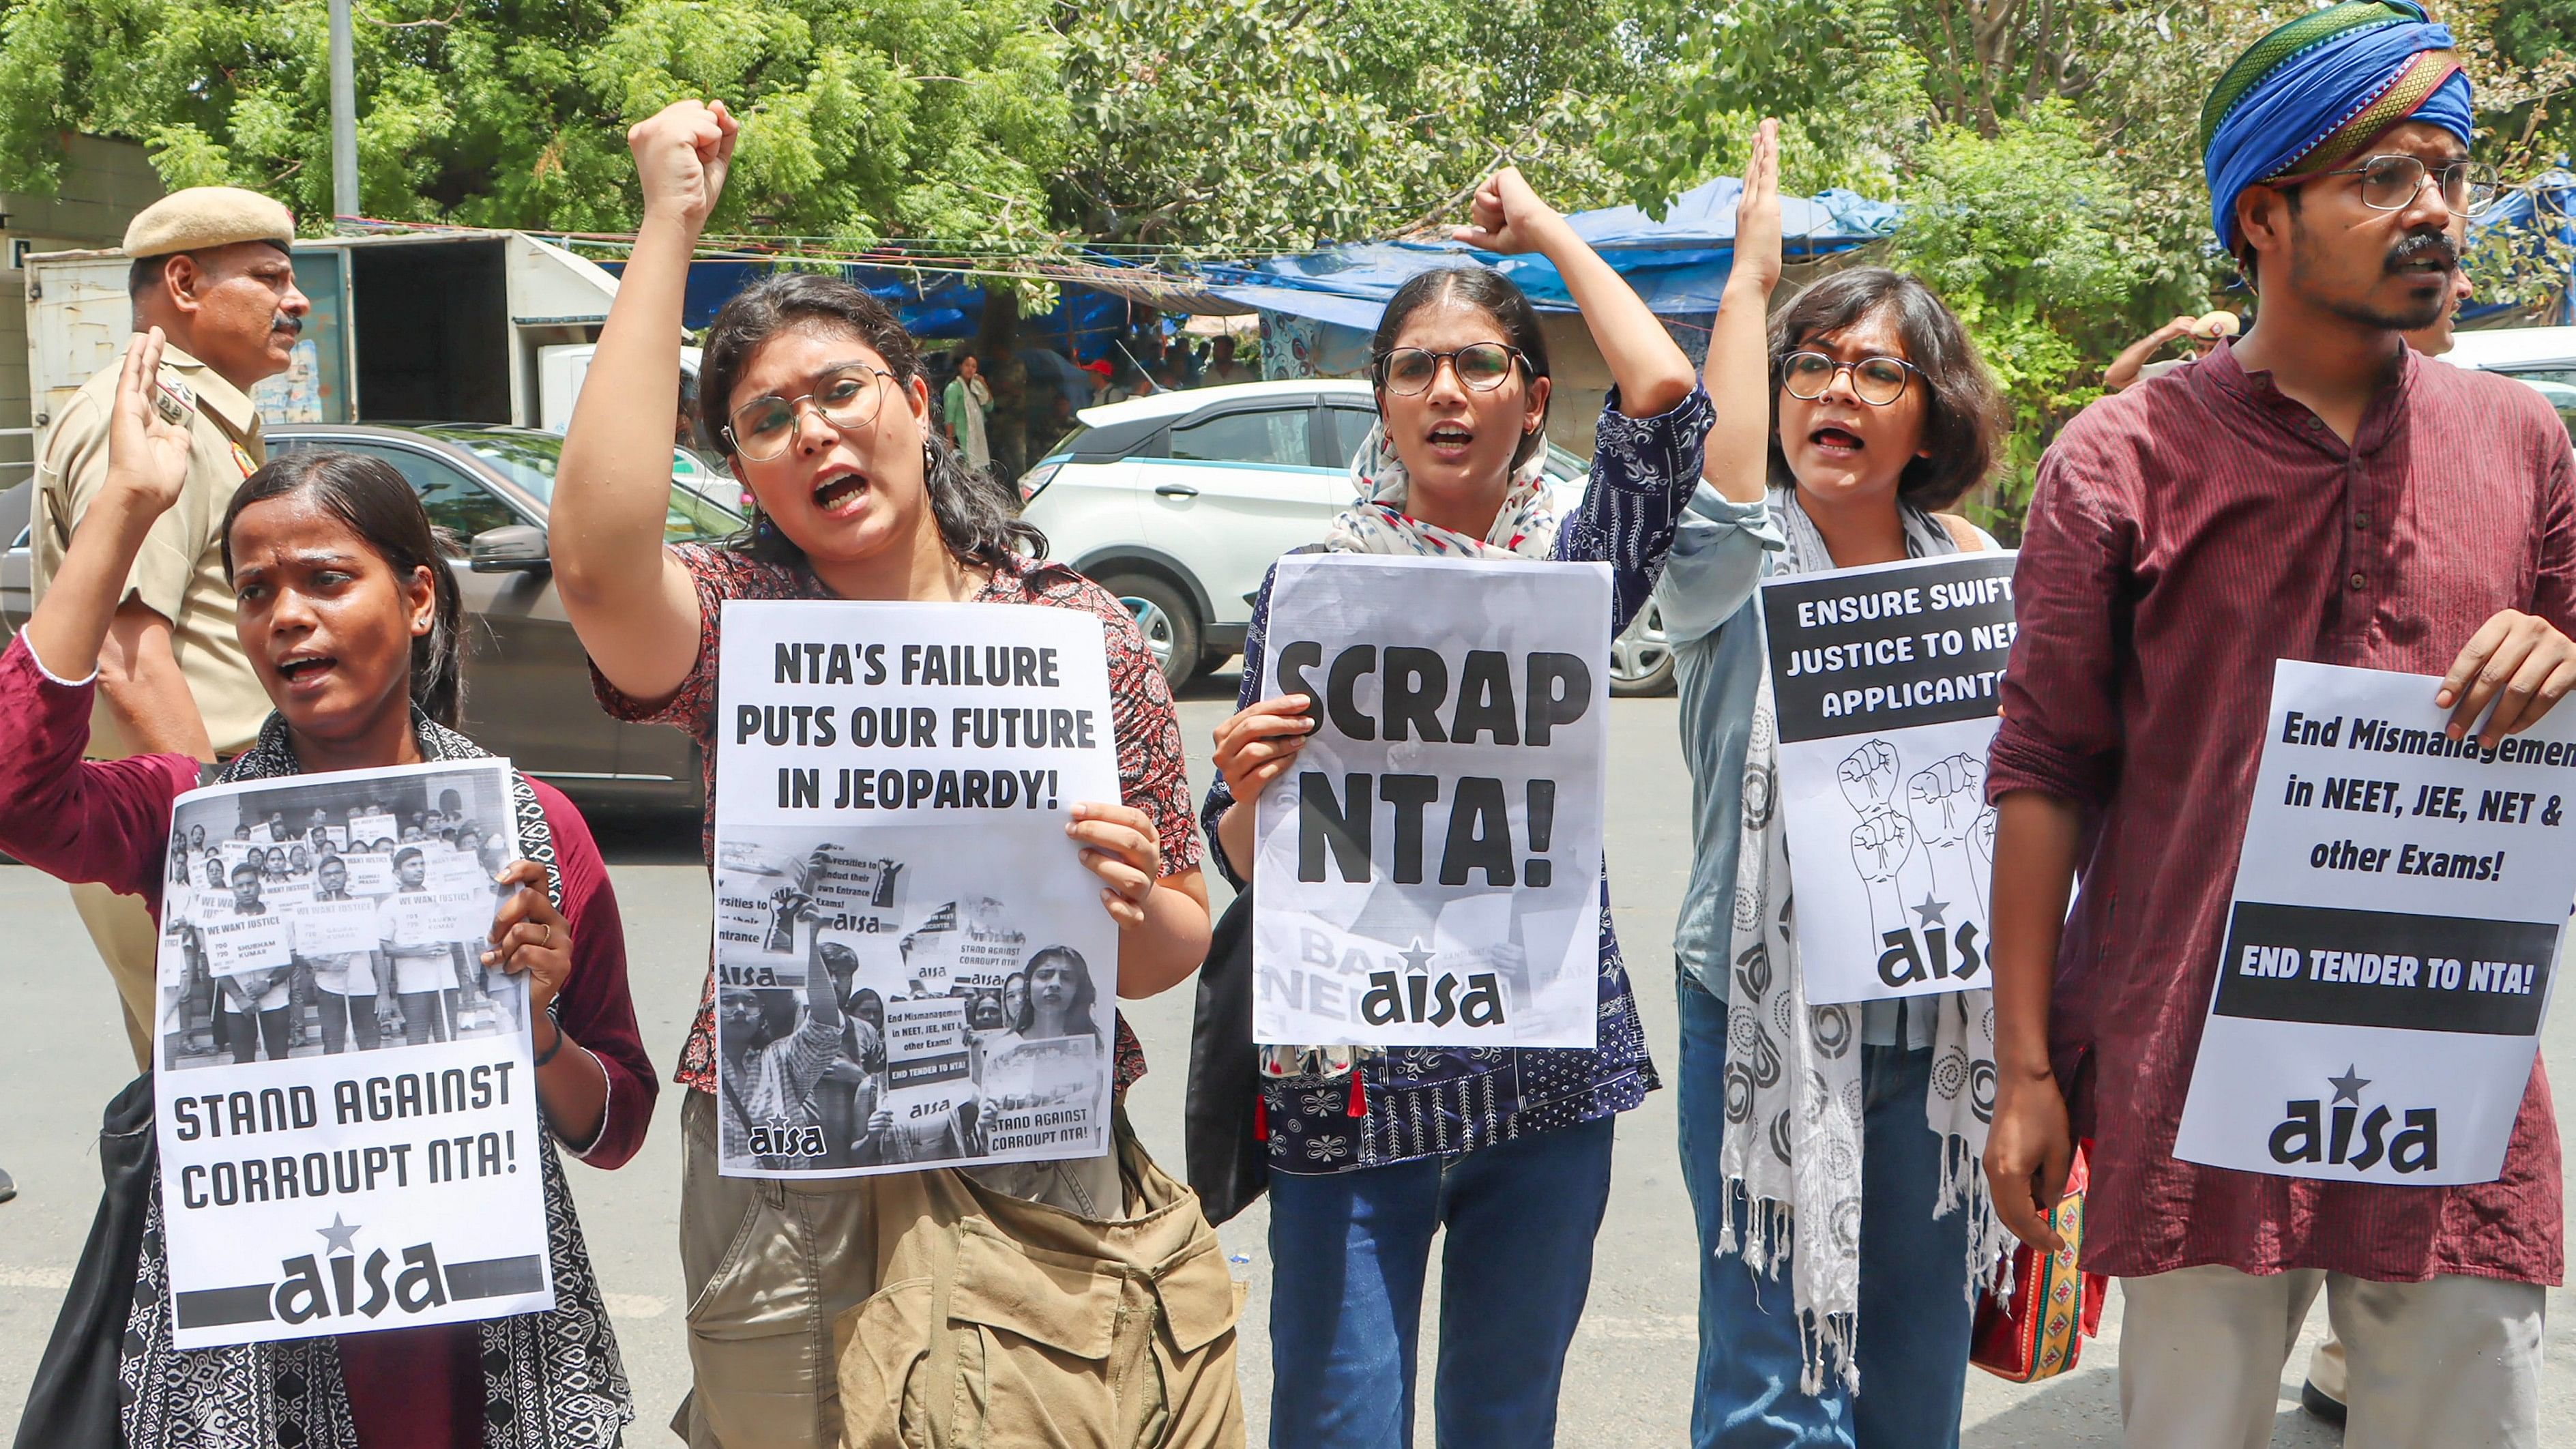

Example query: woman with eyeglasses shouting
[1201,158,1714,1449]
[550,102,1218,1448]
[1651,223,2012,1441]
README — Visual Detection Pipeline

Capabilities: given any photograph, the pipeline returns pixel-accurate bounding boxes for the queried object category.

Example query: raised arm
[552,99,740,705]
[25,330,196,682]
[2101,317,2194,392]
[1702,121,1781,506]
[1455,170,1695,418]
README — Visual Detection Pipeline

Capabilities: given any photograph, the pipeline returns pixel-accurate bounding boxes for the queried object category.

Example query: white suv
[1019,380,1675,695]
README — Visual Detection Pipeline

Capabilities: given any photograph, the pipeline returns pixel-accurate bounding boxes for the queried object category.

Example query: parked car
[2446,325,2576,443]
[1018,380,1678,695]
[1,424,741,814]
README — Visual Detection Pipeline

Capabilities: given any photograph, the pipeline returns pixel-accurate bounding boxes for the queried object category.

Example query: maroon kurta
[1988,342,2571,1287]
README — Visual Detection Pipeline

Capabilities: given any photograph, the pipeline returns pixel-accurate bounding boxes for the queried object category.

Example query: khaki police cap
[122,186,295,260]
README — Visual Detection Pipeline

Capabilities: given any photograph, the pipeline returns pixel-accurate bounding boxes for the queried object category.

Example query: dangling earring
[923,440,939,478]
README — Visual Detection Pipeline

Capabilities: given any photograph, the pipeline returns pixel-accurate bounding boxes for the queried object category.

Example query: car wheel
[1101,574,1202,688]
[1610,597,1676,697]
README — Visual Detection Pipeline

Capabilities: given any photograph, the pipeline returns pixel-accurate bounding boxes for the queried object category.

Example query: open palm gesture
[107,328,192,514]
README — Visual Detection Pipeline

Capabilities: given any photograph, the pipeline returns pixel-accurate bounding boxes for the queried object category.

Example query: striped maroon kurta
[1988,342,2572,1285]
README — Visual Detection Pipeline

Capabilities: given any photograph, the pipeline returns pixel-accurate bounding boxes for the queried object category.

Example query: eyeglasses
[725,366,896,461]
[2273,155,2498,214]
[1373,343,1525,396]
[1781,351,1923,407]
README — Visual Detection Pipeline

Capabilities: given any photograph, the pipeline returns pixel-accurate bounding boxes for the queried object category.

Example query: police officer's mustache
[269,312,303,336]
[2385,231,2459,276]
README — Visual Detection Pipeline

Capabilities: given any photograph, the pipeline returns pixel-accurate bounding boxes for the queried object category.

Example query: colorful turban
[2201,0,2472,250]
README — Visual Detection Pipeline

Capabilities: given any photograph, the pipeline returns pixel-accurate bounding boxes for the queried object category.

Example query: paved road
[0,680,2566,1444]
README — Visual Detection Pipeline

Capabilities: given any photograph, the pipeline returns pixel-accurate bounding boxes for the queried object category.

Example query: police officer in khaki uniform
[29,186,310,1066]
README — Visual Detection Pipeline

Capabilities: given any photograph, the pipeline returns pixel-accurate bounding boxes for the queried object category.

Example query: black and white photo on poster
[712,600,1122,1178]
[1758,551,2017,1004]
[1249,554,1611,1049]
[151,760,550,1350]
[2173,660,2576,1186]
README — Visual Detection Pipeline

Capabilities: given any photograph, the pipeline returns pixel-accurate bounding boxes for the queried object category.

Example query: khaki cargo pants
[673,1089,1199,1447]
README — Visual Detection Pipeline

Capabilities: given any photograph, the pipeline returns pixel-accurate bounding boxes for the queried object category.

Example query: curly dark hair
[697,271,1046,570]
[1766,268,2002,512]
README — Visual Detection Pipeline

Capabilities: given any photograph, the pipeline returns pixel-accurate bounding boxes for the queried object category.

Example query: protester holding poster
[554,100,1227,1448]
[0,335,654,1447]
[1651,121,2015,1440]
[1983,10,2573,1444]
[1202,164,1708,1446]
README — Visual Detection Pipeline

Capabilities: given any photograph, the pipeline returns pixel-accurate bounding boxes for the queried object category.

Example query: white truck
[25,227,688,433]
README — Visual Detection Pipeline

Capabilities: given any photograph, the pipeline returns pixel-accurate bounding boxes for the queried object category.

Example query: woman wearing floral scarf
[1654,124,2012,1448]
[1201,165,1710,1448]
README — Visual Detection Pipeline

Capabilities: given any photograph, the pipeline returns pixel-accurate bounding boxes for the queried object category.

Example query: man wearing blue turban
[1985,7,2569,1449]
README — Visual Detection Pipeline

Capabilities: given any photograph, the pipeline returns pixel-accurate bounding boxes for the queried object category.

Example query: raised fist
[1849,811,1916,885]
[1837,740,1903,817]
[1905,752,1985,845]
[628,99,738,228]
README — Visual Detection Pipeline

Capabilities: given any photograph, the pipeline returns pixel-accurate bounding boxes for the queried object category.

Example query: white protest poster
[152,759,548,1350]
[198,912,294,978]
[1757,552,2017,1004]
[2172,661,2575,1186]
[710,600,1122,1178]
[1249,553,1611,1049]
[349,813,398,850]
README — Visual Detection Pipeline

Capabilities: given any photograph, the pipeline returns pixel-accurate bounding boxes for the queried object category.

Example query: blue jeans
[1676,973,1972,1449]
[1267,1115,1618,1449]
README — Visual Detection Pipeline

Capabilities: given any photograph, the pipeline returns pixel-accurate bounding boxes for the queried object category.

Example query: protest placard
[884,997,971,1089]
[152,759,547,1349]
[2171,661,2576,1186]
[979,1035,1103,1157]
[198,911,293,978]
[348,813,398,849]
[1757,551,2017,1004]
[1248,554,1611,1049]
[709,600,1122,1177]
[293,898,379,958]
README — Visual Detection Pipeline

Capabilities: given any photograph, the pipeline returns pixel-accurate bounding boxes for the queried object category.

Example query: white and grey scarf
[1717,488,2009,1394]
[118,709,634,1449]
[1260,421,1560,1082]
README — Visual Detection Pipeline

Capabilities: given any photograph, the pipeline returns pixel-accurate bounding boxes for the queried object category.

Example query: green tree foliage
[0,0,1065,244]
[1055,0,1645,250]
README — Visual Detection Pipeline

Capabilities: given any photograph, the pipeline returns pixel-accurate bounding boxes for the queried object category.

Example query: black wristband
[533,1008,568,1068]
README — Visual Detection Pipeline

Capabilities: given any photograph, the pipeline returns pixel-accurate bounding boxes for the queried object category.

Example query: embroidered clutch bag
[1969,1139,2107,1383]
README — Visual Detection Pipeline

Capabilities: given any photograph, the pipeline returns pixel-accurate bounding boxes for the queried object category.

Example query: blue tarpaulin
[1201,178,1905,323]
[2465,171,2575,327]
[601,257,1149,351]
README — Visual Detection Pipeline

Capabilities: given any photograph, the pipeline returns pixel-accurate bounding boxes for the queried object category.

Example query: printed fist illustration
[1849,810,1916,884]
[1905,753,1985,845]
[1837,740,1903,817]
[1970,806,1997,866]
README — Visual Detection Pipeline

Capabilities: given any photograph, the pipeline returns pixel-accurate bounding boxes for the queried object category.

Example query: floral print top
[593,544,1203,1096]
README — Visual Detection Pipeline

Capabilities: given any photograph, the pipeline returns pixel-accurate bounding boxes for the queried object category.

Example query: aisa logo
[2268,1065,2439,1175]
[1360,939,1506,1029]
[746,1120,828,1156]
[1876,895,1983,989]
[176,1214,543,1333]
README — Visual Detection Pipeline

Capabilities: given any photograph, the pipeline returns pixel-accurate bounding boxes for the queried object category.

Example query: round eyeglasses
[2274,154,2498,214]
[1781,351,1923,407]
[725,366,896,461]
[1373,343,1526,397]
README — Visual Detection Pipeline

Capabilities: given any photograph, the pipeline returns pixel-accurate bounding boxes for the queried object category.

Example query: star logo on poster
[1399,939,1435,974]
[1912,894,1948,928]
[317,1214,363,1255]
[2328,1066,2372,1104]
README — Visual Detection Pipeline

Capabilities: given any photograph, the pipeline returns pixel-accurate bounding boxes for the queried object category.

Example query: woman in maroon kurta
[3,330,655,1448]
